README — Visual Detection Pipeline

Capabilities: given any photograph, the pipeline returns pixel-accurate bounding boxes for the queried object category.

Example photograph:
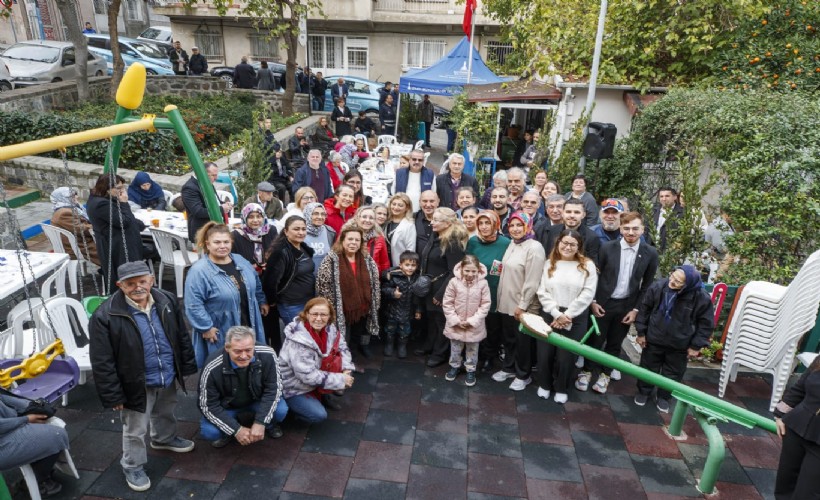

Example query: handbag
[0,386,57,418]
[412,272,446,298]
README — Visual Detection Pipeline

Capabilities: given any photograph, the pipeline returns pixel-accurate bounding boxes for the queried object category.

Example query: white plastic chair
[378,135,397,148]
[354,133,372,152]
[19,416,79,500]
[169,192,182,212]
[149,227,199,298]
[163,189,174,207]
[41,261,68,300]
[414,140,424,150]
[39,298,91,405]
[8,299,56,358]
[216,189,235,218]
[39,224,89,294]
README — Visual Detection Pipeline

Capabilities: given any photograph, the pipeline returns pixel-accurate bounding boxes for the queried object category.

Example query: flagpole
[466,3,476,84]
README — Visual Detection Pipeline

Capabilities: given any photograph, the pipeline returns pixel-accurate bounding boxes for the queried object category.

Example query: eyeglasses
[411,158,424,162]
[302,195,316,201]
[308,312,330,318]
[521,200,539,205]
[559,241,579,249]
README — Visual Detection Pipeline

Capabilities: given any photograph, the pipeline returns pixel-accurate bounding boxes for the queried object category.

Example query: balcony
[374,0,460,14]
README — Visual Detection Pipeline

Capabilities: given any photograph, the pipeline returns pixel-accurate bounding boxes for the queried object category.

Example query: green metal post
[163,106,224,223]
[520,324,778,434]
[0,474,11,500]
[668,400,689,437]
[579,315,601,345]
[103,106,132,173]
[694,411,725,495]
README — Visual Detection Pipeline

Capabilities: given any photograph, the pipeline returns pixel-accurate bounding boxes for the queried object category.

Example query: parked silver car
[0,60,12,91]
[0,40,106,88]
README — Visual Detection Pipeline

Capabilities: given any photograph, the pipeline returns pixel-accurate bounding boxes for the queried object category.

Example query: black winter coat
[233,62,257,89]
[189,53,208,75]
[262,240,315,305]
[330,105,353,137]
[420,233,465,311]
[89,288,197,412]
[381,267,420,323]
[774,364,820,444]
[181,176,223,242]
[635,279,715,351]
[86,194,144,285]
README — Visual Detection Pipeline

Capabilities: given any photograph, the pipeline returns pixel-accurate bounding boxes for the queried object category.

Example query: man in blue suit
[330,77,348,105]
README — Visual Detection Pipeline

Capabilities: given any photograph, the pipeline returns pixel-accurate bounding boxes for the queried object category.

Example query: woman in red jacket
[323,184,356,234]
[353,206,391,273]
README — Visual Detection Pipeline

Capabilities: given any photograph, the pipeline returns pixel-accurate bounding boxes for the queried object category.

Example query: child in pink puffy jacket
[442,255,491,387]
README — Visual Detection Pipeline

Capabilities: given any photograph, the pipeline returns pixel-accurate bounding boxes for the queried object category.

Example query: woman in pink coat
[442,255,491,386]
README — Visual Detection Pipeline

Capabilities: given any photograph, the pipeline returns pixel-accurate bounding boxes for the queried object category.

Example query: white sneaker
[575,371,592,391]
[492,370,516,383]
[554,392,568,404]
[592,374,611,394]
[575,356,585,369]
[509,377,531,391]
[536,387,551,400]
[610,369,621,381]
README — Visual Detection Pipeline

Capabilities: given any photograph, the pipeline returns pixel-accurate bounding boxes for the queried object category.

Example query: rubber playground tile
[467,493,527,500]
[467,421,522,458]
[361,408,417,445]
[677,442,753,485]
[412,429,468,470]
[234,430,305,470]
[370,383,422,413]
[467,452,528,498]
[467,392,517,425]
[212,464,287,500]
[725,434,782,470]
[163,438,241,482]
[145,477,221,499]
[520,442,582,483]
[743,467,777,499]
[571,430,633,470]
[619,422,683,459]
[580,463,647,500]
[302,419,364,457]
[377,360,426,386]
[416,401,470,435]
[631,454,700,497]
[563,402,621,436]
[326,392,373,423]
[712,481,765,499]
[69,428,125,472]
[343,478,406,500]
[406,464,467,500]
[515,386,565,414]
[525,477,588,500]
[518,412,573,446]
[421,375,470,405]
[85,455,173,500]
[350,440,413,483]
[282,452,354,498]
[345,368,379,394]
[606,393,665,426]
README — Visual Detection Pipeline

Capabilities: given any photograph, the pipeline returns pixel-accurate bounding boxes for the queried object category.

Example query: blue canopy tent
[397,36,505,175]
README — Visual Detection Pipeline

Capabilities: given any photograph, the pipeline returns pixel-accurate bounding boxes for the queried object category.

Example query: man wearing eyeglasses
[576,211,658,396]
[519,191,545,227]
[394,148,435,212]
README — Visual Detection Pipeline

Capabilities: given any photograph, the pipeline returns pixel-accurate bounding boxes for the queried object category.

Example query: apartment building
[152,0,509,82]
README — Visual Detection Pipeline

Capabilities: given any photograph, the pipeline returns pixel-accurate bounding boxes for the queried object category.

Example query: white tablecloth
[0,249,69,298]
[358,158,396,204]
[134,209,242,240]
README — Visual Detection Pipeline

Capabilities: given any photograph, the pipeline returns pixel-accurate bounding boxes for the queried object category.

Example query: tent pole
[466,8,476,84]
[395,91,402,138]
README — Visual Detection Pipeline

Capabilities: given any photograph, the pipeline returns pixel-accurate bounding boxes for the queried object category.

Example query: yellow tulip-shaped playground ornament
[116,63,147,110]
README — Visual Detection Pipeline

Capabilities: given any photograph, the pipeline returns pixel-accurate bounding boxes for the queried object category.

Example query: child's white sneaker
[610,369,621,381]
[509,377,531,391]
[491,370,516,382]
[553,392,568,404]
[575,371,592,391]
[536,387,551,400]
[592,374,611,394]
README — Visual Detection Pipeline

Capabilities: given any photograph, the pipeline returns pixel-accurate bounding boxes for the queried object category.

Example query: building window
[93,0,107,15]
[402,38,445,70]
[194,28,224,59]
[124,0,143,21]
[309,35,344,70]
[249,33,279,60]
[486,41,513,66]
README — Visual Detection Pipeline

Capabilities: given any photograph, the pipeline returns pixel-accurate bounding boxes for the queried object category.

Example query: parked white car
[0,40,106,88]
[0,60,12,91]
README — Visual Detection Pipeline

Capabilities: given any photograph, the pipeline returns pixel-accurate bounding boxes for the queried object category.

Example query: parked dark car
[210,60,297,89]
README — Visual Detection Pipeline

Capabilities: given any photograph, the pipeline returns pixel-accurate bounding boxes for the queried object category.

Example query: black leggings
[775,426,820,500]
[535,313,587,393]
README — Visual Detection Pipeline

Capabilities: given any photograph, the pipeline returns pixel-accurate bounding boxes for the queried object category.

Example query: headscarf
[50,186,89,221]
[658,265,703,323]
[240,203,272,266]
[508,211,535,244]
[339,143,359,169]
[303,202,323,237]
[127,172,165,208]
[475,210,500,244]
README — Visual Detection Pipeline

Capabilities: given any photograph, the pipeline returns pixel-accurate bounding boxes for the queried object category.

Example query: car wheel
[219,74,233,89]
[0,81,11,92]
[146,69,157,75]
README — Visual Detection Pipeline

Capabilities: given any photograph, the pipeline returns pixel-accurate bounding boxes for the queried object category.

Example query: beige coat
[496,239,546,316]
[50,208,101,265]
[442,262,491,343]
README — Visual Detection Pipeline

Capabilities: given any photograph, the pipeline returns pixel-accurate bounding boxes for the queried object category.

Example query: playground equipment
[518,313,777,496]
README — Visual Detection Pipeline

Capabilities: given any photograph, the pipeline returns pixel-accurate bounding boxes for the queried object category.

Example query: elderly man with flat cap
[243,181,284,221]
[90,261,197,492]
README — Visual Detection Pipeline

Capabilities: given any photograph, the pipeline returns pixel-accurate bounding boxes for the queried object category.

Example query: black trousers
[424,310,450,362]
[479,312,504,364]
[262,307,282,352]
[499,314,521,374]
[584,298,632,376]
[536,313,587,393]
[636,343,687,401]
[423,121,432,146]
[348,318,370,346]
[775,426,820,500]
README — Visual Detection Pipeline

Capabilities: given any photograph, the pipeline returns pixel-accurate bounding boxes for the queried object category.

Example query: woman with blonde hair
[185,221,268,367]
[384,193,416,266]
[354,206,391,273]
[419,208,469,367]
[277,186,318,230]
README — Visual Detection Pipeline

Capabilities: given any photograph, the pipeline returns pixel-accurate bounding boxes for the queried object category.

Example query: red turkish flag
[463,0,477,40]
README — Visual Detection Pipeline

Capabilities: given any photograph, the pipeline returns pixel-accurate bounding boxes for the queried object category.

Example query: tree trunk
[108,0,124,98]
[281,7,300,117]
[54,0,89,101]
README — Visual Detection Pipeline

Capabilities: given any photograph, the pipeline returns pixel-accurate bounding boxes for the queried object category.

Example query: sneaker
[150,436,195,453]
[536,387,551,400]
[575,356,585,369]
[656,398,670,413]
[592,374,611,394]
[445,366,459,381]
[491,370,516,382]
[123,467,151,492]
[210,435,233,448]
[610,369,622,381]
[509,377,531,391]
[266,424,284,439]
[634,393,649,406]
[38,478,62,498]
[465,372,476,387]
[575,371,592,391]
[553,392,568,404]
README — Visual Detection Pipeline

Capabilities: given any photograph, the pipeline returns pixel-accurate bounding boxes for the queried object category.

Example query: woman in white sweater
[493,211,547,391]
[536,228,598,404]
[383,193,416,267]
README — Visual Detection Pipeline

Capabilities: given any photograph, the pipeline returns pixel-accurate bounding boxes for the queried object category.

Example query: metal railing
[374,0,460,13]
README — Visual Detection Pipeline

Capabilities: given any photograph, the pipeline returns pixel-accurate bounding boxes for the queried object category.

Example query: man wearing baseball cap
[243,181,284,220]
[90,261,197,492]
[591,198,625,245]
[188,46,208,75]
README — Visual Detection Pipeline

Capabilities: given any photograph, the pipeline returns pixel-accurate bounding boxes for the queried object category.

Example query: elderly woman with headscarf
[326,151,348,190]
[338,140,361,171]
[49,186,101,266]
[127,172,167,211]
[303,202,337,272]
[231,203,278,274]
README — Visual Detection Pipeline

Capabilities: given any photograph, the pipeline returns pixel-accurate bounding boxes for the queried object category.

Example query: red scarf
[305,322,327,353]
[306,322,343,399]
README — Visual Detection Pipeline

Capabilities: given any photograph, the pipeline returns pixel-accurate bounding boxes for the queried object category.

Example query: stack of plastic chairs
[719,249,820,411]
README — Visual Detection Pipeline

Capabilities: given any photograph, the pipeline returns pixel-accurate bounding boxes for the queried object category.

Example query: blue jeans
[199,400,289,441]
[285,393,327,424]
[278,302,305,330]
[384,319,412,340]
[312,96,325,111]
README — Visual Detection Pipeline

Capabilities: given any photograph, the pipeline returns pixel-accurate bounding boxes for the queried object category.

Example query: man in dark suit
[535,198,600,264]
[576,211,659,395]
[330,77,348,105]
[233,56,257,89]
[181,163,232,241]
[651,187,684,252]
[434,154,480,210]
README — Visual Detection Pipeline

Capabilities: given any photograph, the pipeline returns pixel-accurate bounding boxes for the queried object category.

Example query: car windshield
[3,44,60,63]
[131,41,166,59]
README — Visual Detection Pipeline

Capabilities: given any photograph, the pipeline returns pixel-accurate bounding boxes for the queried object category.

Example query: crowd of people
[8,125,814,499]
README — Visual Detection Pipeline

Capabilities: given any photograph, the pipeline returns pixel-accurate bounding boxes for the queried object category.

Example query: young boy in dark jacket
[381,251,422,358]
[634,265,714,413]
